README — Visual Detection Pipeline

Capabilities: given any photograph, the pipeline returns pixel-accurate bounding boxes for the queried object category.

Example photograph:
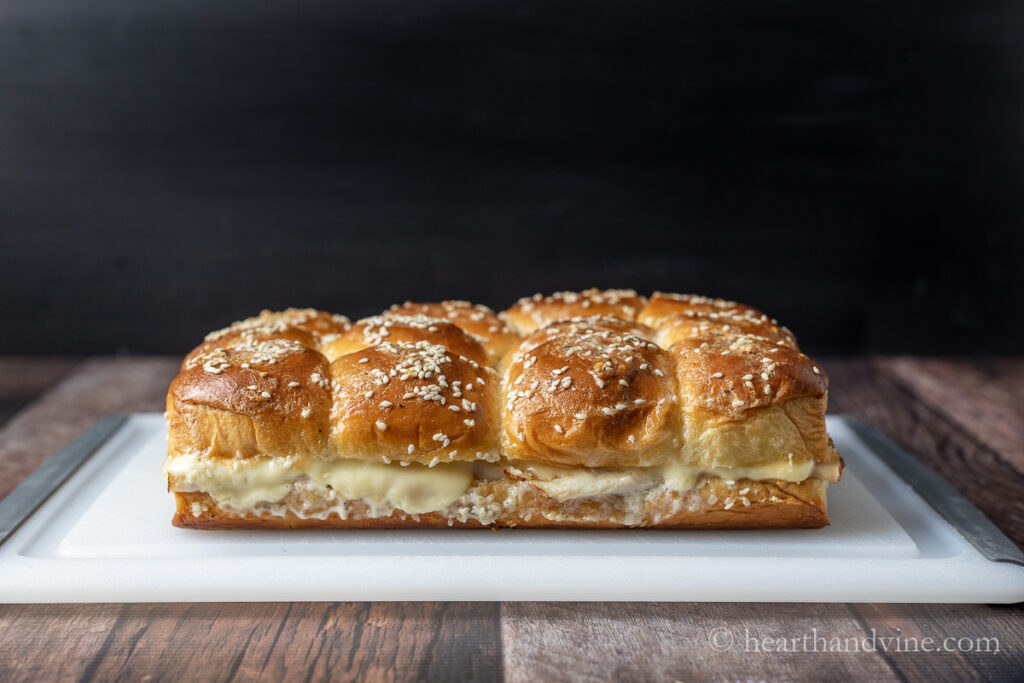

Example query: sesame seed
[358,358,369,364]
[287,381,300,388]
[574,411,587,420]
[375,420,387,431]
[627,434,635,444]
[553,425,563,434]
[408,444,415,454]
[379,400,392,408]
[464,419,475,427]
[449,405,461,412]
[812,366,820,374]
[711,372,724,378]
[261,391,271,399]
[301,406,312,418]
[364,391,374,398]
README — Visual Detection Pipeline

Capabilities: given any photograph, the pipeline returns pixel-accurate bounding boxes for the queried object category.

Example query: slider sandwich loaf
[165,291,843,529]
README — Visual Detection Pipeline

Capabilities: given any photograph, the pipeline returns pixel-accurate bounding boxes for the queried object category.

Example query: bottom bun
[172,475,829,530]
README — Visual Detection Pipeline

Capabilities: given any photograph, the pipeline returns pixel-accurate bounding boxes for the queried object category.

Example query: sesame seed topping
[553,425,563,434]
[261,391,271,399]
[358,357,369,364]
[300,406,312,418]
[711,372,724,378]
[379,400,392,408]
[375,420,387,431]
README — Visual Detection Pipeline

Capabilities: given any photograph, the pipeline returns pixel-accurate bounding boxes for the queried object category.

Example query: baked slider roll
[382,301,519,367]
[503,288,647,334]
[667,333,842,525]
[183,308,350,367]
[166,339,336,523]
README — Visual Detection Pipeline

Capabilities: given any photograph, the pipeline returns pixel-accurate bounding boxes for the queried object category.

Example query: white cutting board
[1,414,1022,603]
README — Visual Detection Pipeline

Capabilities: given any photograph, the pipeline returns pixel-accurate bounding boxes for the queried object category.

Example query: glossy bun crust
[502,329,678,468]
[328,340,501,465]
[384,301,519,366]
[168,291,842,530]
[168,339,333,461]
[503,289,647,334]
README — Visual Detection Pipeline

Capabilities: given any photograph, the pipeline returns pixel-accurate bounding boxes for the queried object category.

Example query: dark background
[1,0,1021,357]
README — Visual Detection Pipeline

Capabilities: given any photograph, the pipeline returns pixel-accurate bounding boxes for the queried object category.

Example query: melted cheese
[164,453,472,514]
[516,458,827,502]
[166,451,840,511]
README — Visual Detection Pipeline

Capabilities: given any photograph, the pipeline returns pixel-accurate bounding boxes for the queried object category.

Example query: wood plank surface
[0,357,80,430]
[0,356,1022,681]
[0,602,502,682]
[501,602,899,682]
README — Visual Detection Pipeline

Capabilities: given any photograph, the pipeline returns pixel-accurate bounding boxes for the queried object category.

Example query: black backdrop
[1,0,1021,356]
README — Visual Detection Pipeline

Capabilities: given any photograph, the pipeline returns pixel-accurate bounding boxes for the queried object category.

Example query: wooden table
[0,357,1021,681]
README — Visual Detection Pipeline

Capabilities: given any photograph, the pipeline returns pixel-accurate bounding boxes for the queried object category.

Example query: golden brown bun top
[383,301,519,366]
[169,339,334,458]
[670,333,826,420]
[637,292,767,329]
[329,341,501,464]
[320,314,490,366]
[183,308,350,367]
[502,328,678,467]
[502,288,647,334]
[657,311,797,350]
[508,315,656,362]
